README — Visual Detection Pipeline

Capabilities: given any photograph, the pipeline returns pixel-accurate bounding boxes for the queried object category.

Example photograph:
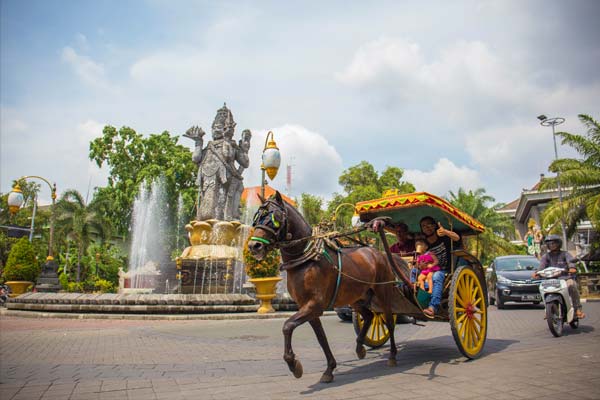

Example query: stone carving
[184,104,251,221]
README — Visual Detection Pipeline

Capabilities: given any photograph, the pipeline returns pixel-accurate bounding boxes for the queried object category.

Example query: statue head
[212,103,236,140]
[240,129,252,151]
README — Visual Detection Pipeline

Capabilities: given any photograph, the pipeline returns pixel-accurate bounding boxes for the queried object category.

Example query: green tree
[89,126,197,236]
[328,161,415,230]
[447,188,523,264]
[300,193,324,226]
[2,237,39,282]
[540,114,600,240]
[55,189,110,282]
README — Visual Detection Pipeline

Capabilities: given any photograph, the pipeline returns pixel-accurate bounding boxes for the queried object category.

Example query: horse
[247,191,401,383]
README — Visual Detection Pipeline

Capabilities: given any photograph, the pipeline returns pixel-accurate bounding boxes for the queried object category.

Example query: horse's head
[247,191,289,260]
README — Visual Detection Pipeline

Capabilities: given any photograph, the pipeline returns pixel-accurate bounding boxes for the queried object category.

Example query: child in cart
[408,239,429,284]
[416,252,440,293]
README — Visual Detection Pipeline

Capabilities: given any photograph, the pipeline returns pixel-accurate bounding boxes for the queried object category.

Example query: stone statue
[184,104,251,221]
[225,129,251,220]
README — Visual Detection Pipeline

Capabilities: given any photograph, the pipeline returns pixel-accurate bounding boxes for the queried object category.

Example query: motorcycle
[536,266,579,337]
[0,284,11,306]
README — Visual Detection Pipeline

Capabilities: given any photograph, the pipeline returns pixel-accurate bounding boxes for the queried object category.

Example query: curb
[0,307,337,320]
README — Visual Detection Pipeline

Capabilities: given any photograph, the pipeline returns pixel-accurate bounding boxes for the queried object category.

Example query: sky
[1,0,599,207]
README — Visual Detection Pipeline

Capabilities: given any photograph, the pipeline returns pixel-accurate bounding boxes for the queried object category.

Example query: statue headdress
[213,103,236,132]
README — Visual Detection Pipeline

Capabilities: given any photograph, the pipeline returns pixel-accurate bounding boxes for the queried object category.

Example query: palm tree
[540,114,600,238]
[447,188,522,264]
[55,190,111,282]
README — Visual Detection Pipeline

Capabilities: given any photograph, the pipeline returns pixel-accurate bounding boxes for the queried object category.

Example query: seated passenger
[419,216,461,317]
[389,222,416,256]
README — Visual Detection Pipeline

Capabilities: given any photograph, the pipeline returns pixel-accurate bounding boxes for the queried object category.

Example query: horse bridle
[250,200,289,249]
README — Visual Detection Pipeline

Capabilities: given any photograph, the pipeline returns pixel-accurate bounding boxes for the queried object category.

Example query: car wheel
[396,315,414,324]
[496,290,505,309]
[336,310,352,322]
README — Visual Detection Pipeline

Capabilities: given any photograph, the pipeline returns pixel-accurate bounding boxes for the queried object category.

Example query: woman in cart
[420,216,461,317]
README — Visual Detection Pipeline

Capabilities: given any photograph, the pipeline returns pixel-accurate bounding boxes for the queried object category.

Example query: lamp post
[261,131,281,199]
[8,176,57,260]
[331,202,356,231]
[537,115,568,248]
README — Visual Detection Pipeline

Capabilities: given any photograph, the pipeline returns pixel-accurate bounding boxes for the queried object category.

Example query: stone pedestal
[35,259,61,293]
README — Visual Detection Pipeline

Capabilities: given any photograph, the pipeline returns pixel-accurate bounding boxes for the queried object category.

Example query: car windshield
[496,258,540,272]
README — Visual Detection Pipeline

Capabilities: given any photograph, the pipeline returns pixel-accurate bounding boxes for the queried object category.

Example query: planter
[5,281,33,297]
[249,276,282,313]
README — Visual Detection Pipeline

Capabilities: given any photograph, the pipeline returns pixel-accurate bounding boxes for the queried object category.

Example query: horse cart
[352,191,488,359]
[247,191,487,383]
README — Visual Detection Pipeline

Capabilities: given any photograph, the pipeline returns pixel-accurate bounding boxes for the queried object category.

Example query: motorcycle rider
[532,234,585,319]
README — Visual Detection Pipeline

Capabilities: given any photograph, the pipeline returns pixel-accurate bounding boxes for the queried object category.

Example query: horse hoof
[356,346,366,359]
[292,360,303,379]
[387,358,397,367]
[320,373,334,383]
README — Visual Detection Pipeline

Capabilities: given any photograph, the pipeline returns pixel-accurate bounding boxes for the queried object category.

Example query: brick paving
[0,302,599,399]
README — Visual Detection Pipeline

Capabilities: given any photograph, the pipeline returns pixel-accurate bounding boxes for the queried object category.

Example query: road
[1,302,599,399]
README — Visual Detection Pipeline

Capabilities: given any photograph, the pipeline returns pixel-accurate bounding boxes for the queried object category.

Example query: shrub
[2,237,40,282]
[243,230,281,278]
[94,278,115,293]
[59,273,69,290]
[67,282,84,293]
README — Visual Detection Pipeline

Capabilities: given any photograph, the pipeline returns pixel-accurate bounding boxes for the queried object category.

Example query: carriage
[247,190,488,383]
[351,191,488,359]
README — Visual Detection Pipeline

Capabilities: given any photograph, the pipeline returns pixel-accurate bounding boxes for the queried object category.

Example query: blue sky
[2,0,599,206]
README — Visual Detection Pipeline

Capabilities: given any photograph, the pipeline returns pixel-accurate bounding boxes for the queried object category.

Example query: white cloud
[242,124,343,201]
[336,37,536,125]
[0,107,28,133]
[404,158,481,196]
[77,119,104,147]
[129,49,214,88]
[336,37,423,87]
[61,46,113,90]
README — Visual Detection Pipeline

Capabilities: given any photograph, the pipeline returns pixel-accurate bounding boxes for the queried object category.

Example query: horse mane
[281,198,313,239]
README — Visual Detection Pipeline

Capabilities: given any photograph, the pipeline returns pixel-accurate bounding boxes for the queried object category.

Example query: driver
[533,234,585,319]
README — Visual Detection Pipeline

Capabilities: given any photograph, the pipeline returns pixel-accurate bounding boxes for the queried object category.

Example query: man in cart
[420,216,461,317]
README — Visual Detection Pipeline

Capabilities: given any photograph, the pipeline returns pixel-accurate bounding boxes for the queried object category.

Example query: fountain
[121,179,169,294]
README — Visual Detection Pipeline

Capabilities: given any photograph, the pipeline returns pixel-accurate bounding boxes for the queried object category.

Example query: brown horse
[247,191,400,383]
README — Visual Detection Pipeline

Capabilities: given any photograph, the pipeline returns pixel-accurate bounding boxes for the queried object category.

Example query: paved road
[1,302,599,400]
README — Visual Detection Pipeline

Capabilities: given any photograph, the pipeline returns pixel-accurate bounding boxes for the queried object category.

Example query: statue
[184,104,251,221]
[225,129,251,220]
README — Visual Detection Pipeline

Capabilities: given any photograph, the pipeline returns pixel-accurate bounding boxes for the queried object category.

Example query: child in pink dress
[416,252,440,294]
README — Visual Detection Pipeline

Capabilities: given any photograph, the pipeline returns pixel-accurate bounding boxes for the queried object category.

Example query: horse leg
[384,309,397,367]
[354,304,374,360]
[282,306,319,379]
[309,317,336,383]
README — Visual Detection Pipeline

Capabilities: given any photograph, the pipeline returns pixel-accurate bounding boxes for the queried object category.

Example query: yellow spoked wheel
[449,265,487,359]
[352,311,397,348]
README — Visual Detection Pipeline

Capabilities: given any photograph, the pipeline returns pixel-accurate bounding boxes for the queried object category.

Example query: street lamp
[8,176,57,261]
[331,202,356,231]
[538,115,568,248]
[261,131,281,199]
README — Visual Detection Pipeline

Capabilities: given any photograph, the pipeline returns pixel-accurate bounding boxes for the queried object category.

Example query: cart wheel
[449,265,487,359]
[352,311,397,349]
